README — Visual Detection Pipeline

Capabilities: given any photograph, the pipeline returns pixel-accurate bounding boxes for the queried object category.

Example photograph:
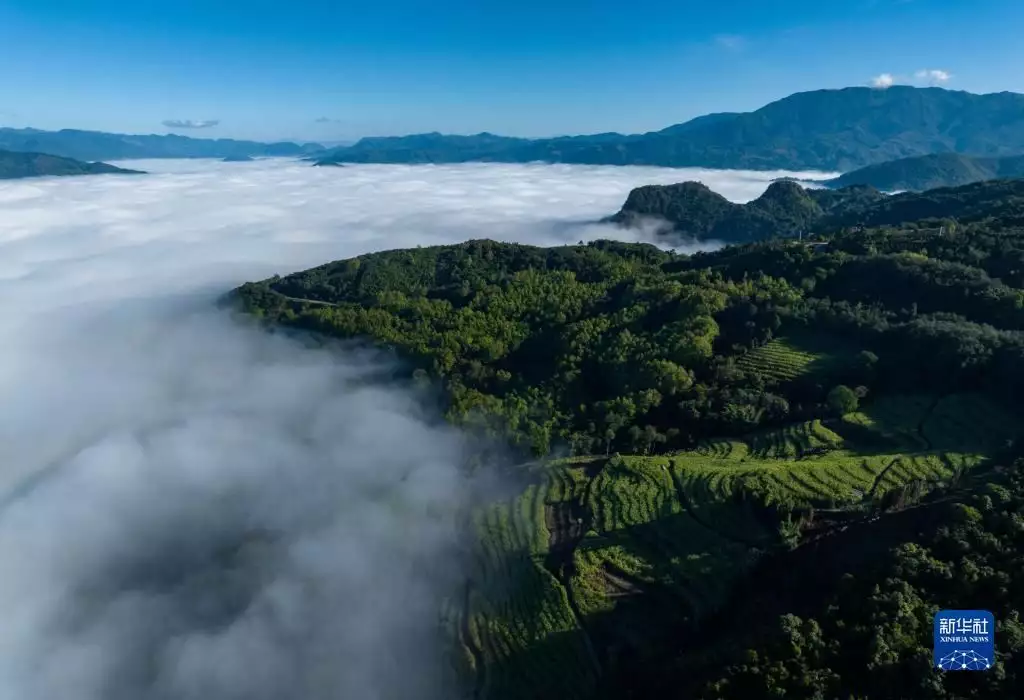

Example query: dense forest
[314,86,1024,171]
[610,177,1024,245]
[606,179,884,243]
[233,177,1024,699]
[827,153,1024,192]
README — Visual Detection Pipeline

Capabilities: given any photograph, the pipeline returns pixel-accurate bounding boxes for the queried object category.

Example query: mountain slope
[317,86,1024,171]
[0,127,324,161]
[0,149,144,179]
[607,180,885,243]
[232,201,1024,698]
[828,152,1024,191]
[609,177,1024,243]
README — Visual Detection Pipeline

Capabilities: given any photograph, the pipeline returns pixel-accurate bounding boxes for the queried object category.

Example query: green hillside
[605,179,883,243]
[608,176,1024,244]
[828,153,1024,191]
[0,149,144,179]
[232,192,1024,698]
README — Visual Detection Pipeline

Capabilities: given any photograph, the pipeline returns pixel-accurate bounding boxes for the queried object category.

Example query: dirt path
[600,562,644,597]
[545,501,585,554]
[277,293,340,307]
[868,456,901,499]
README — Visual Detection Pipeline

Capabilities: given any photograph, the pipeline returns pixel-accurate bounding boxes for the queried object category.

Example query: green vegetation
[233,179,1024,698]
[316,86,1024,171]
[605,179,883,243]
[0,149,144,179]
[674,465,1024,699]
[734,334,856,385]
[450,398,1016,698]
[828,152,1024,192]
[610,176,1024,245]
[826,385,858,415]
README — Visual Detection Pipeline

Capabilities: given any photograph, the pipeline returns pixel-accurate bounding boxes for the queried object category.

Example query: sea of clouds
[0,159,829,700]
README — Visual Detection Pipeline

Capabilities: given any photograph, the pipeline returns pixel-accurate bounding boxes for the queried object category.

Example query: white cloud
[914,68,951,84]
[871,73,895,88]
[162,119,220,129]
[0,160,828,699]
[870,69,952,89]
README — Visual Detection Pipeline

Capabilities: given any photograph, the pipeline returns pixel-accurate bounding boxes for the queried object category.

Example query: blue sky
[1,0,1022,142]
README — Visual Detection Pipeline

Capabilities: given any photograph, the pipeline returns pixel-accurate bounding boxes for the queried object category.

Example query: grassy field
[460,392,1019,699]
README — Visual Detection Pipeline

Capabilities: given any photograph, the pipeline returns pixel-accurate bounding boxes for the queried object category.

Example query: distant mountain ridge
[0,127,324,162]
[827,152,1024,191]
[316,86,1024,171]
[0,149,144,179]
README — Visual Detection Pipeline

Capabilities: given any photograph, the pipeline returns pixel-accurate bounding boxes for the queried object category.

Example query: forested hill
[605,179,884,243]
[315,86,1024,171]
[0,149,144,179]
[0,127,324,162]
[233,207,1024,698]
[828,152,1024,191]
[609,177,1024,244]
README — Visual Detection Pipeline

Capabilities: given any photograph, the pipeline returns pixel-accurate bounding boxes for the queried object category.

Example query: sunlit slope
[456,392,1017,699]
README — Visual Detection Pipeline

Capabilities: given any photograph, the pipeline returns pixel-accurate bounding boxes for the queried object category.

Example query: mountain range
[0,127,324,162]
[0,149,144,179]
[826,152,1024,191]
[6,87,1024,175]
[315,86,1024,171]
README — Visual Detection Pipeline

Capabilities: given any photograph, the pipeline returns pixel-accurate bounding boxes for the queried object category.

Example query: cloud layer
[870,68,952,88]
[0,160,824,699]
[914,68,951,85]
[162,119,221,129]
[871,73,895,89]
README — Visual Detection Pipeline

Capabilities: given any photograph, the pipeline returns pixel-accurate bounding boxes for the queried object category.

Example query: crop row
[736,338,820,381]
[468,560,597,700]
[580,457,757,616]
[469,482,597,700]
[747,419,845,460]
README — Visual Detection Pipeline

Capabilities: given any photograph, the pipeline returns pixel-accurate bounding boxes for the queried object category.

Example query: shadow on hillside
[491,508,760,699]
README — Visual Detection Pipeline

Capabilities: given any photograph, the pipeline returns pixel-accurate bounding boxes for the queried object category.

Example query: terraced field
[674,396,1002,510]
[462,475,598,700]
[462,393,1020,699]
[735,334,857,384]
